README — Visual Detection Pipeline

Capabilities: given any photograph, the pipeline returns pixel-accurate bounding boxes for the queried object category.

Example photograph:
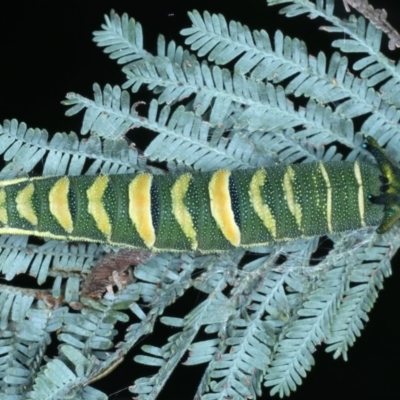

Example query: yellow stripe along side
[354,161,366,227]
[0,189,7,224]
[171,173,198,250]
[249,169,277,239]
[319,162,333,233]
[16,183,37,225]
[87,176,112,238]
[209,170,241,247]
[128,174,155,248]
[283,166,302,231]
[49,177,73,233]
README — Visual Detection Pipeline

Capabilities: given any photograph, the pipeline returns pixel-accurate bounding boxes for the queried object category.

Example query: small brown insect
[80,249,153,299]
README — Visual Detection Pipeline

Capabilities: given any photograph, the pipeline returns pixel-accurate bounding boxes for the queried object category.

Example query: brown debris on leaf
[80,249,153,299]
[343,0,400,50]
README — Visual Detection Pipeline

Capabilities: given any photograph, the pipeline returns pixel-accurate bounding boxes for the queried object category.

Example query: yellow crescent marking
[283,166,302,230]
[354,161,365,227]
[319,162,332,233]
[0,189,7,224]
[249,169,276,238]
[87,176,111,238]
[171,174,198,250]
[209,170,240,246]
[129,174,155,248]
[16,183,37,225]
[49,177,73,233]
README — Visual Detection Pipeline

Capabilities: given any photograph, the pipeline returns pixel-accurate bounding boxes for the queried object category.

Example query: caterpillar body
[0,137,398,252]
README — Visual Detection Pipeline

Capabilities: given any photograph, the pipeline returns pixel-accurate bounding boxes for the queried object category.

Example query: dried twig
[343,0,400,50]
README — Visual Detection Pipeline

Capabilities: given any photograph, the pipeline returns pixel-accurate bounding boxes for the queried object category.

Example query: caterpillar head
[362,136,400,234]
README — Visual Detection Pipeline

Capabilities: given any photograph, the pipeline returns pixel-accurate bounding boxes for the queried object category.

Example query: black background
[0,1,400,399]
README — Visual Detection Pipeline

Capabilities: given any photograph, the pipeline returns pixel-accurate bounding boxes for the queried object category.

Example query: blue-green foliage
[0,1,399,399]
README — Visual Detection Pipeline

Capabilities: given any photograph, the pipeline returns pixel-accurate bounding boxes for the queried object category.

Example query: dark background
[0,1,400,398]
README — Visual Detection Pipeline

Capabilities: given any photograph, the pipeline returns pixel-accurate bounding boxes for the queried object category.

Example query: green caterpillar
[0,137,398,252]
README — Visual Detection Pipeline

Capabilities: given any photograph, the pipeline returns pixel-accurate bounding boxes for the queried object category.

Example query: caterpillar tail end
[363,136,400,233]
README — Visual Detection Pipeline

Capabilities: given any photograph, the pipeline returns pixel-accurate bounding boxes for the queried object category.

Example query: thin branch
[0,283,62,308]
